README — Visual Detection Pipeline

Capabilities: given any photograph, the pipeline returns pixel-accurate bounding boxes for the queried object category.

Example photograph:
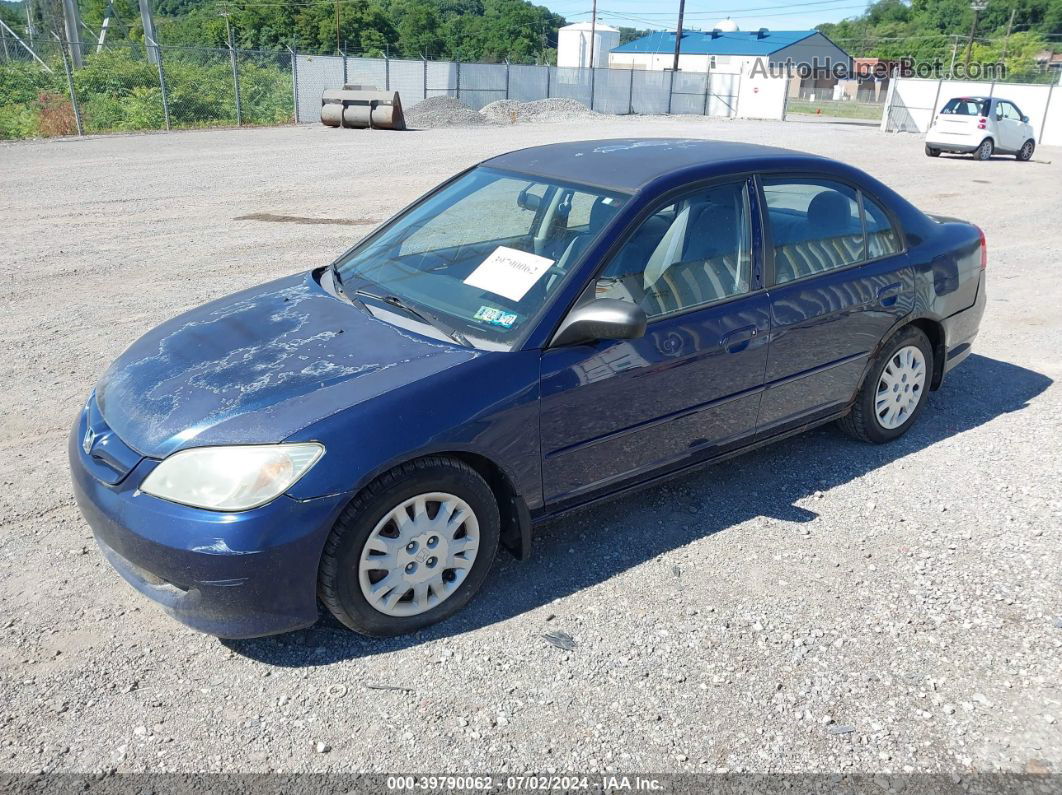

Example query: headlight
[140,443,325,511]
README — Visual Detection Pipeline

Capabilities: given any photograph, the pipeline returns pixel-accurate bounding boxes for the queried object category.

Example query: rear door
[757,176,914,434]
[538,178,770,506]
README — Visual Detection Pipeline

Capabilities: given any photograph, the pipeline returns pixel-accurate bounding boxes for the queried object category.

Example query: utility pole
[999,6,1017,64]
[672,0,685,72]
[588,0,596,68]
[138,0,158,64]
[61,0,83,66]
[963,0,987,71]
[25,0,35,46]
[948,34,958,76]
[96,3,111,53]
[334,0,340,55]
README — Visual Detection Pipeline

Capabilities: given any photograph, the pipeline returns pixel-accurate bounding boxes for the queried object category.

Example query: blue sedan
[70,139,987,638]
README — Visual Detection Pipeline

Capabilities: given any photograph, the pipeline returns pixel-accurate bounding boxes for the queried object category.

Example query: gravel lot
[1,113,1060,777]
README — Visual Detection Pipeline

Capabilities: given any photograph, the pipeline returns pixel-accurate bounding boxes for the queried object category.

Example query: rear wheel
[974,138,994,161]
[838,326,933,444]
[925,144,940,157]
[319,457,500,636]
[1016,139,1035,161]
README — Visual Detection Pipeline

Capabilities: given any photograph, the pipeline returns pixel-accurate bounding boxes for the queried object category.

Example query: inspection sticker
[473,306,519,329]
[463,246,554,302]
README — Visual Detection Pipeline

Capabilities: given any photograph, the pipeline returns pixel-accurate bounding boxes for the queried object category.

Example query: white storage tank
[557,21,620,69]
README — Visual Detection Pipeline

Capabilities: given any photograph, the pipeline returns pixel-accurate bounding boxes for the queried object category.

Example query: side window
[994,102,1005,120]
[863,194,901,259]
[596,181,752,319]
[762,179,863,284]
[1002,102,1022,121]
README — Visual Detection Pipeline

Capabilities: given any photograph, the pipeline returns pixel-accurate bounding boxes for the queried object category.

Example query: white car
[925,96,1036,161]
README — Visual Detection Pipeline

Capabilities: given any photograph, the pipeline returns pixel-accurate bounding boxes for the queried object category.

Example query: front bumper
[69,406,350,638]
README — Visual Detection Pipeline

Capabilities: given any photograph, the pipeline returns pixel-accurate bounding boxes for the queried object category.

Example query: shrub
[0,48,293,137]
[37,92,79,136]
[0,102,40,139]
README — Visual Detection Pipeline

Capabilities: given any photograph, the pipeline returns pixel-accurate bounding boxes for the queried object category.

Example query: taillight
[977,117,987,129]
[977,226,987,269]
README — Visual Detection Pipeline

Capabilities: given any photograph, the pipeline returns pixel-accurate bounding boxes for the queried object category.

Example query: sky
[540,0,874,33]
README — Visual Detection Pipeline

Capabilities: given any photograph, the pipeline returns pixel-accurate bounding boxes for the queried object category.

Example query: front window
[334,167,627,349]
[595,180,752,319]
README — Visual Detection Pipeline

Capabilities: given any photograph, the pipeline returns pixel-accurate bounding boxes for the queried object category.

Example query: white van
[925,96,1036,161]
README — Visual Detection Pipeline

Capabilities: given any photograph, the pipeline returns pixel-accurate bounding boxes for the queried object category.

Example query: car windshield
[333,167,627,349]
[941,98,989,116]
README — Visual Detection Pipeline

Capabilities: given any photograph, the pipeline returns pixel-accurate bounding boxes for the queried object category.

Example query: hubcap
[358,492,479,617]
[875,345,926,430]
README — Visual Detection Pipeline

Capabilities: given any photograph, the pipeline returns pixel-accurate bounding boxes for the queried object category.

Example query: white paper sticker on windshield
[463,246,554,302]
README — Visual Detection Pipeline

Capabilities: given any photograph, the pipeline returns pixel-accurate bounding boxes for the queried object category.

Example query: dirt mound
[405,96,491,128]
[479,98,598,124]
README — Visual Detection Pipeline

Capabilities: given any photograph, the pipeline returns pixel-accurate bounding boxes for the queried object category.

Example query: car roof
[481,138,828,194]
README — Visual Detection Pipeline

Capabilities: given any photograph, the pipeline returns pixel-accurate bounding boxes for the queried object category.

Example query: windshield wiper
[329,264,380,316]
[353,289,471,348]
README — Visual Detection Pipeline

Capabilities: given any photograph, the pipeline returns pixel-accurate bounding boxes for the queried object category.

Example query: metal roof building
[609,29,851,74]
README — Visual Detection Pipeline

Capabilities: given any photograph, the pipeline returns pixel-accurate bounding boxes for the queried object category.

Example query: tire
[974,138,994,161]
[1016,139,1035,161]
[925,144,940,157]
[838,326,933,444]
[318,456,500,636]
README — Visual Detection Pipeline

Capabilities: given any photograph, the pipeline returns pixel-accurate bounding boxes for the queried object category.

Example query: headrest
[589,196,620,233]
[683,201,739,261]
[807,191,852,235]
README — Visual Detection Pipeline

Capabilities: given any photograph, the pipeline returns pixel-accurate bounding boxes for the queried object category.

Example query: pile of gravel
[480,97,598,124]
[405,96,491,128]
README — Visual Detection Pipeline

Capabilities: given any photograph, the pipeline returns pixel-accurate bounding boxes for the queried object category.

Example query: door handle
[877,282,903,307]
[720,325,758,354]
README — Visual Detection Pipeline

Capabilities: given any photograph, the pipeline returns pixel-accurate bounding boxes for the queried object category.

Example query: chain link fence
[291,55,743,123]
[3,40,749,140]
[1,36,293,139]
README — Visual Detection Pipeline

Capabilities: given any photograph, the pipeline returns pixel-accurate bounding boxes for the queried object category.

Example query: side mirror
[1021,115,1029,123]
[551,299,647,347]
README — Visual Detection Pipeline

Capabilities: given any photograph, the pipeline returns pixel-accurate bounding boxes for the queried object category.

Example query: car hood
[96,271,477,458]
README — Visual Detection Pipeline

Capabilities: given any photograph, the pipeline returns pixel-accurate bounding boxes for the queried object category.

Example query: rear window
[941,98,988,116]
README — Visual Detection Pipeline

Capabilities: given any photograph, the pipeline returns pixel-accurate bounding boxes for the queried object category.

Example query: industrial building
[608,24,851,76]
[557,21,621,69]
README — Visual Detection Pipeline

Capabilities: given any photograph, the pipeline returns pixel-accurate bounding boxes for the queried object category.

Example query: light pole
[963,0,988,71]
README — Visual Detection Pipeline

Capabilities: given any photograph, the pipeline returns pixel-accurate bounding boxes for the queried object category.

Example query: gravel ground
[1,115,1060,777]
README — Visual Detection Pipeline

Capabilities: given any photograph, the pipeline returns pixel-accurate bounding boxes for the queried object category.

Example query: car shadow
[225,353,1051,666]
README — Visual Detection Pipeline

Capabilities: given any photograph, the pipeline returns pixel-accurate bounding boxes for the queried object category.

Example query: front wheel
[1016,139,1035,161]
[974,138,994,161]
[925,144,940,157]
[838,326,933,444]
[318,457,500,636]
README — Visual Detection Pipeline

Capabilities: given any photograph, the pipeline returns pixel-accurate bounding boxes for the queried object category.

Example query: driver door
[538,178,771,507]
